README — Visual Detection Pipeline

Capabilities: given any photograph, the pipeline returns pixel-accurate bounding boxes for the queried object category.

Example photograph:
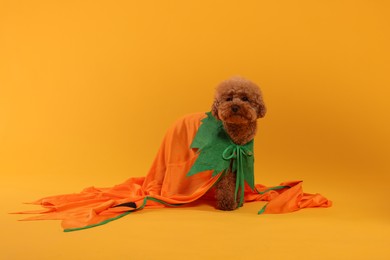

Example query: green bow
[222,144,254,207]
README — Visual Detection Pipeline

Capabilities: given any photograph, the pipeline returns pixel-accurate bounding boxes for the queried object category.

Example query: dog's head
[211,77,266,124]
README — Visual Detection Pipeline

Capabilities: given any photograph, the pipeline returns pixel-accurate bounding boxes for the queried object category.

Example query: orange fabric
[16,113,331,231]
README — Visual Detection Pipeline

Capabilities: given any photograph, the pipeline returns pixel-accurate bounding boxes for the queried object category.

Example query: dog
[211,76,266,210]
[16,76,332,232]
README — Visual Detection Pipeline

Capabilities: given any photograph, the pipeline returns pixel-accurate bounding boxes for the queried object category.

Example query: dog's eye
[241,96,249,102]
[226,97,233,101]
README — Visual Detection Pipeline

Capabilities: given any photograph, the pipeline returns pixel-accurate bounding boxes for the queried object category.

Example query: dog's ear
[211,99,220,120]
[257,100,267,118]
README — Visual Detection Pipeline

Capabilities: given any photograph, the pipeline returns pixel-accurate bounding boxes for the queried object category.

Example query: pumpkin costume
[15,112,331,232]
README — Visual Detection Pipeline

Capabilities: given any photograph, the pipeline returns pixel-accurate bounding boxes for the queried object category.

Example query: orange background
[1,0,389,259]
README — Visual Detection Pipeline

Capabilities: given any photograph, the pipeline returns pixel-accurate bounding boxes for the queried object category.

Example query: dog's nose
[231,105,240,113]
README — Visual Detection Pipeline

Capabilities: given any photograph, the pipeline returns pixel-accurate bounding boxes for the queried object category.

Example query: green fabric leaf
[187,112,256,203]
[187,112,232,177]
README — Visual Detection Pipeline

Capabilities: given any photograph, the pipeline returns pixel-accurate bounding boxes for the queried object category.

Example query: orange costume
[16,112,331,232]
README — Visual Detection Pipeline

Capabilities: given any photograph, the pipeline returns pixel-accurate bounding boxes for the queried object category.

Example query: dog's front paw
[216,197,238,211]
[215,171,241,211]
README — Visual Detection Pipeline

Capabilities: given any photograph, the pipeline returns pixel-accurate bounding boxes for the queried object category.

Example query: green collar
[187,112,255,207]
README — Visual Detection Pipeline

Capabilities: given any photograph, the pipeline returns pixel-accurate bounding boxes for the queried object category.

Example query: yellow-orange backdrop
[1,0,389,259]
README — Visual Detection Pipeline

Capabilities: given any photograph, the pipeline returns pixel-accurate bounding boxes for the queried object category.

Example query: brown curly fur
[212,76,266,211]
